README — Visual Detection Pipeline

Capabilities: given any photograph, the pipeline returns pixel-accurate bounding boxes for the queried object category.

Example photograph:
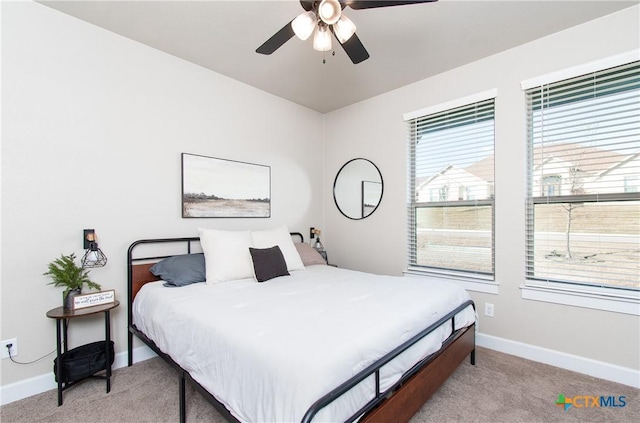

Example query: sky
[182,153,270,200]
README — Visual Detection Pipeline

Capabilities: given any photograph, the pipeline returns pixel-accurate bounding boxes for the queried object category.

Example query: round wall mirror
[333,158,384,220]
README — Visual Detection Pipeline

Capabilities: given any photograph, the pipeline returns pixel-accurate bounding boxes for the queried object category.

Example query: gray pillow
[149,253,206,287]
[249,246,290,282]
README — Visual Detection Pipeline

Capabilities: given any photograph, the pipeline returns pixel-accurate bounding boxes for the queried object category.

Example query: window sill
[521,283,640,316]
[404,268,499,294]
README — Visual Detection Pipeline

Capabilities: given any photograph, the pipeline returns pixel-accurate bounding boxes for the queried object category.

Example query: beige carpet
[1,347,638,422]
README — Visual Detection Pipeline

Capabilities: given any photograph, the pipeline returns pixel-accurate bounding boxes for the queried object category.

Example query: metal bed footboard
[301,299,476,423]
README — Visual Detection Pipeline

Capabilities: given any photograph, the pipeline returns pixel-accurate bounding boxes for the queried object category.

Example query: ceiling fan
[256,0,437,64]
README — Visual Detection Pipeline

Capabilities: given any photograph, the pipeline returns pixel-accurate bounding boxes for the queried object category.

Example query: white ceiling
[40,0,638,113]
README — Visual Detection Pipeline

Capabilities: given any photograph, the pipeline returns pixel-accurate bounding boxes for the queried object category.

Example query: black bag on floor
[54,341,114,383]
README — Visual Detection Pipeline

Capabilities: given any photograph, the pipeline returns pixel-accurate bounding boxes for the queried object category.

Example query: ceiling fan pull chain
[322,49,337,64]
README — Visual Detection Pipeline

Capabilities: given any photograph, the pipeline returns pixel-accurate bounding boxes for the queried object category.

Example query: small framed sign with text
[73,290,116,310]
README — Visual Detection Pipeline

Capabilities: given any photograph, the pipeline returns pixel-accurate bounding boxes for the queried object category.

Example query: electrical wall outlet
[484,303,495,318]
[1,338,17,359]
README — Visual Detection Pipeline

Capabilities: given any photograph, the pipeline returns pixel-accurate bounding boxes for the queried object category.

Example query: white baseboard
[477,332,640,388]
[0,346,156,406]
[3,337,639,406]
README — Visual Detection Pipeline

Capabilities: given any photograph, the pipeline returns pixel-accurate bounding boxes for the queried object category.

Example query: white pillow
[198,228,254,284]
[251,225,305,271]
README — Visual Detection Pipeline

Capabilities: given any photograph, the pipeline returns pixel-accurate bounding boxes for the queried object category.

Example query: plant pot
[63,288,82,310]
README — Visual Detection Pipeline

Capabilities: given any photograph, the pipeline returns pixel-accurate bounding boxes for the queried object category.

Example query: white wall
[1,0,322,390]
[323,5,640,373]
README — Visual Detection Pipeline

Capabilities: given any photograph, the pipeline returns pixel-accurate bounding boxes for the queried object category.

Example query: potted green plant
[44,253,102,309]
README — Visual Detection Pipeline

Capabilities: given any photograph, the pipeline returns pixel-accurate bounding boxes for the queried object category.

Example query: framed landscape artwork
[182,153,271,218]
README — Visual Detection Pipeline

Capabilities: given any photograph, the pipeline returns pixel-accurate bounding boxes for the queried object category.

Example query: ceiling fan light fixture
[318,0,342,25]
[291,11,317,41]
[334,15,357,44]
[313,24,332,52]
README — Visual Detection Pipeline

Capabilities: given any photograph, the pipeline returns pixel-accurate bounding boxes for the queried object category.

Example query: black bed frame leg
[127,332,133,367]
[470,348,476,365]
[180,371,186,423]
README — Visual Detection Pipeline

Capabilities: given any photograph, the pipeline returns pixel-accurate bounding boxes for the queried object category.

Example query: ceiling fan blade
[256,20,295,55]
[337,32,369,64]
[300,0,314,11]
[346,0,437,10]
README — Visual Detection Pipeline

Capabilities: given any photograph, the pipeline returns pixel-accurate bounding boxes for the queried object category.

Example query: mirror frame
[333,158,384,220]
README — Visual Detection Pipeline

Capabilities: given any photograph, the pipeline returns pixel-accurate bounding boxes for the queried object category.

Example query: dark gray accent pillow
[249,246,290,282]
[149,253,206,287]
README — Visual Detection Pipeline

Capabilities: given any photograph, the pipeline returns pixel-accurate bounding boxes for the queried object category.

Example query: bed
[127,229,476,423]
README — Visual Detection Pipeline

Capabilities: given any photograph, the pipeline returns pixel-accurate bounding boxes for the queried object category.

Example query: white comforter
[133,265,475,423]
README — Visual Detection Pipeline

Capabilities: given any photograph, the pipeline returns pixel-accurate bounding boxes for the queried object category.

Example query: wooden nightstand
[46,300,119,405]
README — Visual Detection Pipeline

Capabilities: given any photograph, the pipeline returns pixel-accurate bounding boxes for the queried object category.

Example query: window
[524,60,640,305]
[542,175,562,196]
[625,175,639,192]
[406,93,496,284]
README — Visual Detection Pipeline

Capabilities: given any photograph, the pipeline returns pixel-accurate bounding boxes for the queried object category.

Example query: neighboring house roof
[416,164,487,193]
[596,152,640,179]
[418,143,633,187]
[531,143,626,175]
[423,165,453,185]
[415,165,452,192]
[464,156,494,182]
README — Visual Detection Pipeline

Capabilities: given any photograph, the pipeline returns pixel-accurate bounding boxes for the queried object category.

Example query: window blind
[525,60,640,291]
[407,98,495,279]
